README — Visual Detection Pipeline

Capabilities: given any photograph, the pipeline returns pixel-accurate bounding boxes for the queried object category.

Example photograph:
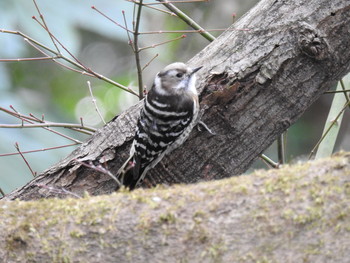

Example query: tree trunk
[3,0,350,200]
[1,153,350,262]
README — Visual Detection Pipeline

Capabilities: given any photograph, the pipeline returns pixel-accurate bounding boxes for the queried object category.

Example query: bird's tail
[122,168,138,190]
[117,156,142,190]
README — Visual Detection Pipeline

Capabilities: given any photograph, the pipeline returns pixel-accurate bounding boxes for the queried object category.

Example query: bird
[118,62,202,190]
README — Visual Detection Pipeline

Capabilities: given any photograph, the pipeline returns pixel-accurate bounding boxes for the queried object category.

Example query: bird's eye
[176,73,184,78]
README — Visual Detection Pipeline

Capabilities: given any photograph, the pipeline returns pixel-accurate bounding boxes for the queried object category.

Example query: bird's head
[153,62,202,96]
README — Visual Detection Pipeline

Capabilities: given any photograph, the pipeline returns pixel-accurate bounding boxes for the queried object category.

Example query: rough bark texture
[3,0,350,200]
[1,153,350,262]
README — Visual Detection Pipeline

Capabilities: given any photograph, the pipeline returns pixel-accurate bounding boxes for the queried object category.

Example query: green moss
[302,239,324,255]
[202,242,226,262]
[69,230,85,238]
[193,210,206,224]
[137,212,153,235]
[262,165,305,195]
[295,207,323,225]
[190,225,209,244]
[282,206,323,226]
[159,211,177,224]
[2,153,350,262]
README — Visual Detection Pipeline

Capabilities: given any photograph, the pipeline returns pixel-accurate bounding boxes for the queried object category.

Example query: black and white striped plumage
[118,62,202,189]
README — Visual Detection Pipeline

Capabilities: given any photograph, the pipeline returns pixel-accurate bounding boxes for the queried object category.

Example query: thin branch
[0,106,88,141]
[309,98,350,159]
[0,107,95,133]
[0,122,96,132]
[32,0,61,53]
[142,53,159,71]
[92,6,134,34]
[29,113,43,122]
[324,89,350,94]
[77,160,122,187]
[313,78,350,159]
[232,13,237,24]
[4,105,43,123]
[0,56,59,62]
[9,105,19,113]
[32,16,89,71]
[132,1,137,31]
[156,0,215,42]
[0,187,5,197]
[138,34,186,51]
[340,79,350,105]
[49,58,95,77]
[277,132,287,164]
[259,154,279,169]
[0,29,138,96]
[133,0,145,99]
[127,0,209,6]
[87,81,106,125]
[1,106,94,137]
[140,3,177,16]
[24,38,96,77]
[14,142,36,177]
[122,10,135,52]
[34,184,82,198]
[0,143,78,157]
[139,28,250,34]
[22,38,97,78]
[125,0,177,15]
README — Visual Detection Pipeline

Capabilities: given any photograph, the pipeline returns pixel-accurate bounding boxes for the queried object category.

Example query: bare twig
[340,79,350,104]
[23,38,95,77]
[142,53,159,71]
[126,0,177,15]
[0,29,138,96]
[77,160,122,186]
[313,79,350,159]
[139,28,250,34]
[309,98,350,159]
[87,81,106,125]
[32,16,89,71]
[0,56,59,62]
[0,187,5,197]
[277,132,287,164]
[133,0,145,99]
[0,122,96,132]
[0,106,95,133]
[0,106,89,141]
[34,183,82,198]
[9,105,19,113]
[324,89,350,94]
[0,143,78,157]
[232,13,237,24]
[122,10,135,52]
[156,0,215,42]
[139,3,177,16]
[127,0,209,6]
[139,34,186,51]
[92,6,134,34]
[14,142,36,177]
[32,0,61,53]
[259,154,279,169]
[4,105,41,122]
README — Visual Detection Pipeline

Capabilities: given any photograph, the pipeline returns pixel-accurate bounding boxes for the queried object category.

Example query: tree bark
[3,0,350,200]
[1,153,350,262]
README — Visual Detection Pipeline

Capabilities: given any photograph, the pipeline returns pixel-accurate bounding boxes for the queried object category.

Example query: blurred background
[0,0,349,194]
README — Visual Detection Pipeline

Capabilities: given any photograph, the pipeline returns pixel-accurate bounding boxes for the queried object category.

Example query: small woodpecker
[118,62,202,190]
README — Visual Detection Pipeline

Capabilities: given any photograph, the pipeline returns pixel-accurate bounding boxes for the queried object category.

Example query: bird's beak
[191,66,203,74]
